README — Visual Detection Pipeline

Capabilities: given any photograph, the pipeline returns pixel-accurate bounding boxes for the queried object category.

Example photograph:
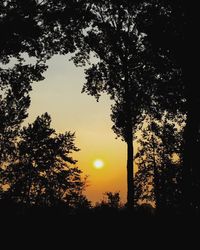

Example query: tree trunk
[126,124,134,209]
[123,56,134,208]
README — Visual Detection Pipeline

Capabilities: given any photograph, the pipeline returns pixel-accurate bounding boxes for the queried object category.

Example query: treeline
[0,1,199,216]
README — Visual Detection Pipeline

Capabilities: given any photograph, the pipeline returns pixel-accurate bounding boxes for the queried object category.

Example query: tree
[0,63,47,166]
[0,0,49,166]
[135,112,184,214]
[67,0,184,209]
[95,192,121,213]
[0,0,91,212]
[0,113,87,209]
[0,0,80,61]
[0,0,85,167]
[104,192,121,209]
[135,0,200,213]
[67,1,152,208]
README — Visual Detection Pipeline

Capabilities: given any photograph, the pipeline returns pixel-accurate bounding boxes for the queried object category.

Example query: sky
[26,55,127,204]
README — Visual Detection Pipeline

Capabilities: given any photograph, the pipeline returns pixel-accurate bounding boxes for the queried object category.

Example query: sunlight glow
[93,159,104,169]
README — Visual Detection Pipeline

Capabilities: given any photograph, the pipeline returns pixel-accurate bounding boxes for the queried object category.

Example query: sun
[93,159,104,169]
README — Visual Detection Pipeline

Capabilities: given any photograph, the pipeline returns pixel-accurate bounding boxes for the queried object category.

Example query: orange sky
[26,55,128,204]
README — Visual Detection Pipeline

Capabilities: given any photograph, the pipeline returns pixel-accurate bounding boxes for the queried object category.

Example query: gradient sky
[25,55,127,204]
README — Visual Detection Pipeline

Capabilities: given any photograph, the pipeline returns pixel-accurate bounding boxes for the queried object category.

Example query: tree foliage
[135,112,184,213]
[0,113,87,208]
[0,63,47,165]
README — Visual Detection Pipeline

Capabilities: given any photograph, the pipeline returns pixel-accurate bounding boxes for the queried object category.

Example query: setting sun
[93,159,104,169]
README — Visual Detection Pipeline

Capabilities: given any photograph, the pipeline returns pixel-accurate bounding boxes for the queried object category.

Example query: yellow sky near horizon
[25,55,128,204]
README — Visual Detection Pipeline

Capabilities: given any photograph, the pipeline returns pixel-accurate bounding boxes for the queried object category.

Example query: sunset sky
[26,55,128,204]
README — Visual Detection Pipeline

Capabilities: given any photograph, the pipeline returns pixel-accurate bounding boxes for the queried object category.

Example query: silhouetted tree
[0,0,81,61]
[69,1,154,208]
[0,0,50,166]
[0,0,92,213]
[31,0,96,63]
[95,192,121,214]
[0,63,47,166]
[105,192,121,209]
[135,0,200,213]
[135,112,184,214]
[67,1,184,209]
[0,113,88,210]
[0,0,86,180]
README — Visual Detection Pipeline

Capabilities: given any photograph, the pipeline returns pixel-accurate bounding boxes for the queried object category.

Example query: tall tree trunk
[123,56,134,208]
[126,121,134,209]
